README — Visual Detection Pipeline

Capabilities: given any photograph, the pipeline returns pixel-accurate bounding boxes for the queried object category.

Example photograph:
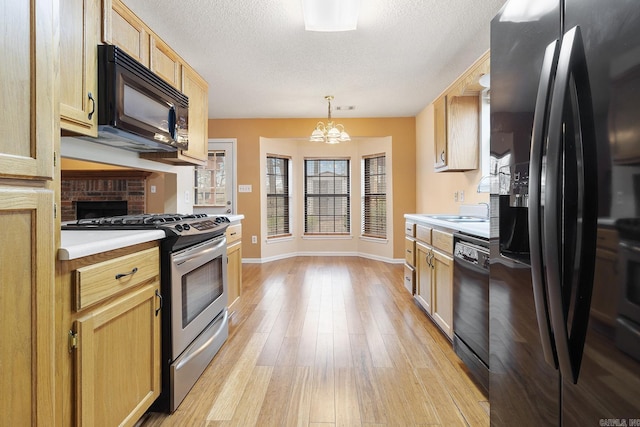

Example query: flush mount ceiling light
[302,0,361,32]
[310,96,351,144]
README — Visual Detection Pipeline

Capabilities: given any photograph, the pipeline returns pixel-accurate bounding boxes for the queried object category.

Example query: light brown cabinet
[226,223,243,309]
[57,243,162,427]
[0,1,57,424]
[433,52,489,172]
[103,0,209,165]
[150,36,182,89]
[414,226,454,339]
[60,0,100,137]
[403,221,417,294]
[103,0,149,66]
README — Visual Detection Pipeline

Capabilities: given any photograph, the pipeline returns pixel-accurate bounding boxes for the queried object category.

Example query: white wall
[258,136,394,263]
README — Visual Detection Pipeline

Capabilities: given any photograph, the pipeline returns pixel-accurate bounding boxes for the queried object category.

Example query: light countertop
[59,229,166,260]
[404,213,490,239]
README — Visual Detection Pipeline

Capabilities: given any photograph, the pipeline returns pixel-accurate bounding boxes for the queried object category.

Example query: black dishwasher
[453,232,489,395]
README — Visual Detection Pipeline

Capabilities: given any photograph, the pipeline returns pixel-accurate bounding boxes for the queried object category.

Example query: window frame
[303,157,351,236]
[194,150,227,207]
[266,154,292,239]
[361,153,387,239]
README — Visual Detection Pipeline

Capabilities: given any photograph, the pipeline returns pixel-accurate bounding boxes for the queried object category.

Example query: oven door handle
[172,237,225,266]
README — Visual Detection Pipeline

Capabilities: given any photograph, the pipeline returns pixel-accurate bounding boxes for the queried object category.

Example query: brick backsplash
[61,171,150,221]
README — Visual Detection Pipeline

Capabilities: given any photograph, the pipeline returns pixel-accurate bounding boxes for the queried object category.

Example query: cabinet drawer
[405,237,416,266]
[416,224,432,244]
[405,221,416,237]
[74,247,159,310]
[226,223,242,244]
[432,229,453,254]
[404,264,415,295]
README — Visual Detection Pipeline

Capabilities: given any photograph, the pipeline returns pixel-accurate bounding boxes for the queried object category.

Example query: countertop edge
[404,213,490,240]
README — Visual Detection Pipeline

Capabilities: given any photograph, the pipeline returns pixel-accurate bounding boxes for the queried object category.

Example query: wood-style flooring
[140,256,489,426]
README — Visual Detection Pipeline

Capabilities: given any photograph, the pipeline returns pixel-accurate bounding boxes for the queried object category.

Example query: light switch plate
[239,184,252,193]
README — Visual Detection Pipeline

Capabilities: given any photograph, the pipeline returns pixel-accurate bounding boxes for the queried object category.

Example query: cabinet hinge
[68,330,78,352]
[53,151,57,167]
[54,203,57,219]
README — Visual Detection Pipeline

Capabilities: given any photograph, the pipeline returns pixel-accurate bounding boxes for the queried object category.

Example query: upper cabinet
[60,0,100,137]
[433,52,489,172]
[1,1,57,425]
[103,0,149,66]
[103,0,208,164]
[150,36,182,89]
[60,0,208,164]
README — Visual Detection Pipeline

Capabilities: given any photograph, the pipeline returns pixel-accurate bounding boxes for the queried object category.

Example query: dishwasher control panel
[454,241,489,269]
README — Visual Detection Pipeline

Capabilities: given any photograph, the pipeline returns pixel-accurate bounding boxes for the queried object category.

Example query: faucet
[479,202,489,219]
[477,175,491,193]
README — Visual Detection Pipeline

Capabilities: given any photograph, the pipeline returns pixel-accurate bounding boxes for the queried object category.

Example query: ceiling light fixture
[310,96,351,144]
[301,0,361,32]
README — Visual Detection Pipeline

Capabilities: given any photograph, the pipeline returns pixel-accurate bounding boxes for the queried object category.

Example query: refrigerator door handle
[544,26,599,384]
[529,39,560,369]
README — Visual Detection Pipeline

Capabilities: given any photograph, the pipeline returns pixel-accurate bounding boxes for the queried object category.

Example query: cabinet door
[103,0,150,66]
[60,0,99,137]
[433,95,447,169]
[181,64,209,162]
[227,241,242,309]
[150,36,182,88]
[415,243,433,314]
[0,188,54,425]
[432,249,454,338]
[75,283,161,427]
[445,95,479,171]
[0,0,54,180]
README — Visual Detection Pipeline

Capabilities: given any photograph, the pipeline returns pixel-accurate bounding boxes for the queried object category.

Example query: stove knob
[182,224,191,231]
[175,224,183,232]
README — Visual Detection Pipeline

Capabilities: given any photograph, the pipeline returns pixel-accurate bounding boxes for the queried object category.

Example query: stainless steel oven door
[170,235,227,358]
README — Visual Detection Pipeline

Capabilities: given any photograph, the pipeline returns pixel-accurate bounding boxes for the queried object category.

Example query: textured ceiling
[122,0,507,119]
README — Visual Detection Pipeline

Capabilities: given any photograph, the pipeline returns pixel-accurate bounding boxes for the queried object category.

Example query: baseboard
[242,252,405,265]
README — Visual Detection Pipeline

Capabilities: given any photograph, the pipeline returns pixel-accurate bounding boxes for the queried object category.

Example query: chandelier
[310,95,351,144]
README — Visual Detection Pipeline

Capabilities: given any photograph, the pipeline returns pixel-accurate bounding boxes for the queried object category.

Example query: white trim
[265,235,295,244]
[358,235,388,244]
[301,234,353,240]
[241,253,405,265]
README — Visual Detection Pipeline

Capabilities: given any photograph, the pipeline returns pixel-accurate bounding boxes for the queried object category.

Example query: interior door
[194,139,236,214]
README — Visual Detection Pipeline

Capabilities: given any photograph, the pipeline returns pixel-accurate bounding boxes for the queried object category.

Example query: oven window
[181,255,223,328]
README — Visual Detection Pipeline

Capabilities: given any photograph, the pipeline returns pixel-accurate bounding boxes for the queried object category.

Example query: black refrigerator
[490,0,640,425]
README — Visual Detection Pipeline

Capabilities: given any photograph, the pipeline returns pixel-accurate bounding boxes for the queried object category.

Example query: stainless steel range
[63,213,231,412]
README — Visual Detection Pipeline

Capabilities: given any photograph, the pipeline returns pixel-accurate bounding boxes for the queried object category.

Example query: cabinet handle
[87,92,95,120]
[115,267,138,280]
[155,289,163,317]
[440,151,445,162]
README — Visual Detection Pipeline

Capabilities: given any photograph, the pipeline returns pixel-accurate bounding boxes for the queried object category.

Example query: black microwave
[95,44,189,152]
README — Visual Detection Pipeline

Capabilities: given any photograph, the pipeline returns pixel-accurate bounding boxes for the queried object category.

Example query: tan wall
[415,104,489,213]
[207,117,416,260]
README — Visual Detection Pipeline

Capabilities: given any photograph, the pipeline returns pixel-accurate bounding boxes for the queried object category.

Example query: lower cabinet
[75,283,161,426]
[57,242,162,427]
[414,229,454,339]
[226,223,243,309]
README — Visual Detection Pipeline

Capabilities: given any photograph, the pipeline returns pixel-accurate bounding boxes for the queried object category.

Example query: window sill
[359,235,388,244]
[302,234,353,240]
[266,235,294,244]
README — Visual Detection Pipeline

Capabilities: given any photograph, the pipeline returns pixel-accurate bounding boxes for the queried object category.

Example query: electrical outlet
[251,235,257,244]
[150,185,156,193]
[460,190,465,202]
[454,191,458,202]
[184,190,190,203]
[239,184,252,193]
